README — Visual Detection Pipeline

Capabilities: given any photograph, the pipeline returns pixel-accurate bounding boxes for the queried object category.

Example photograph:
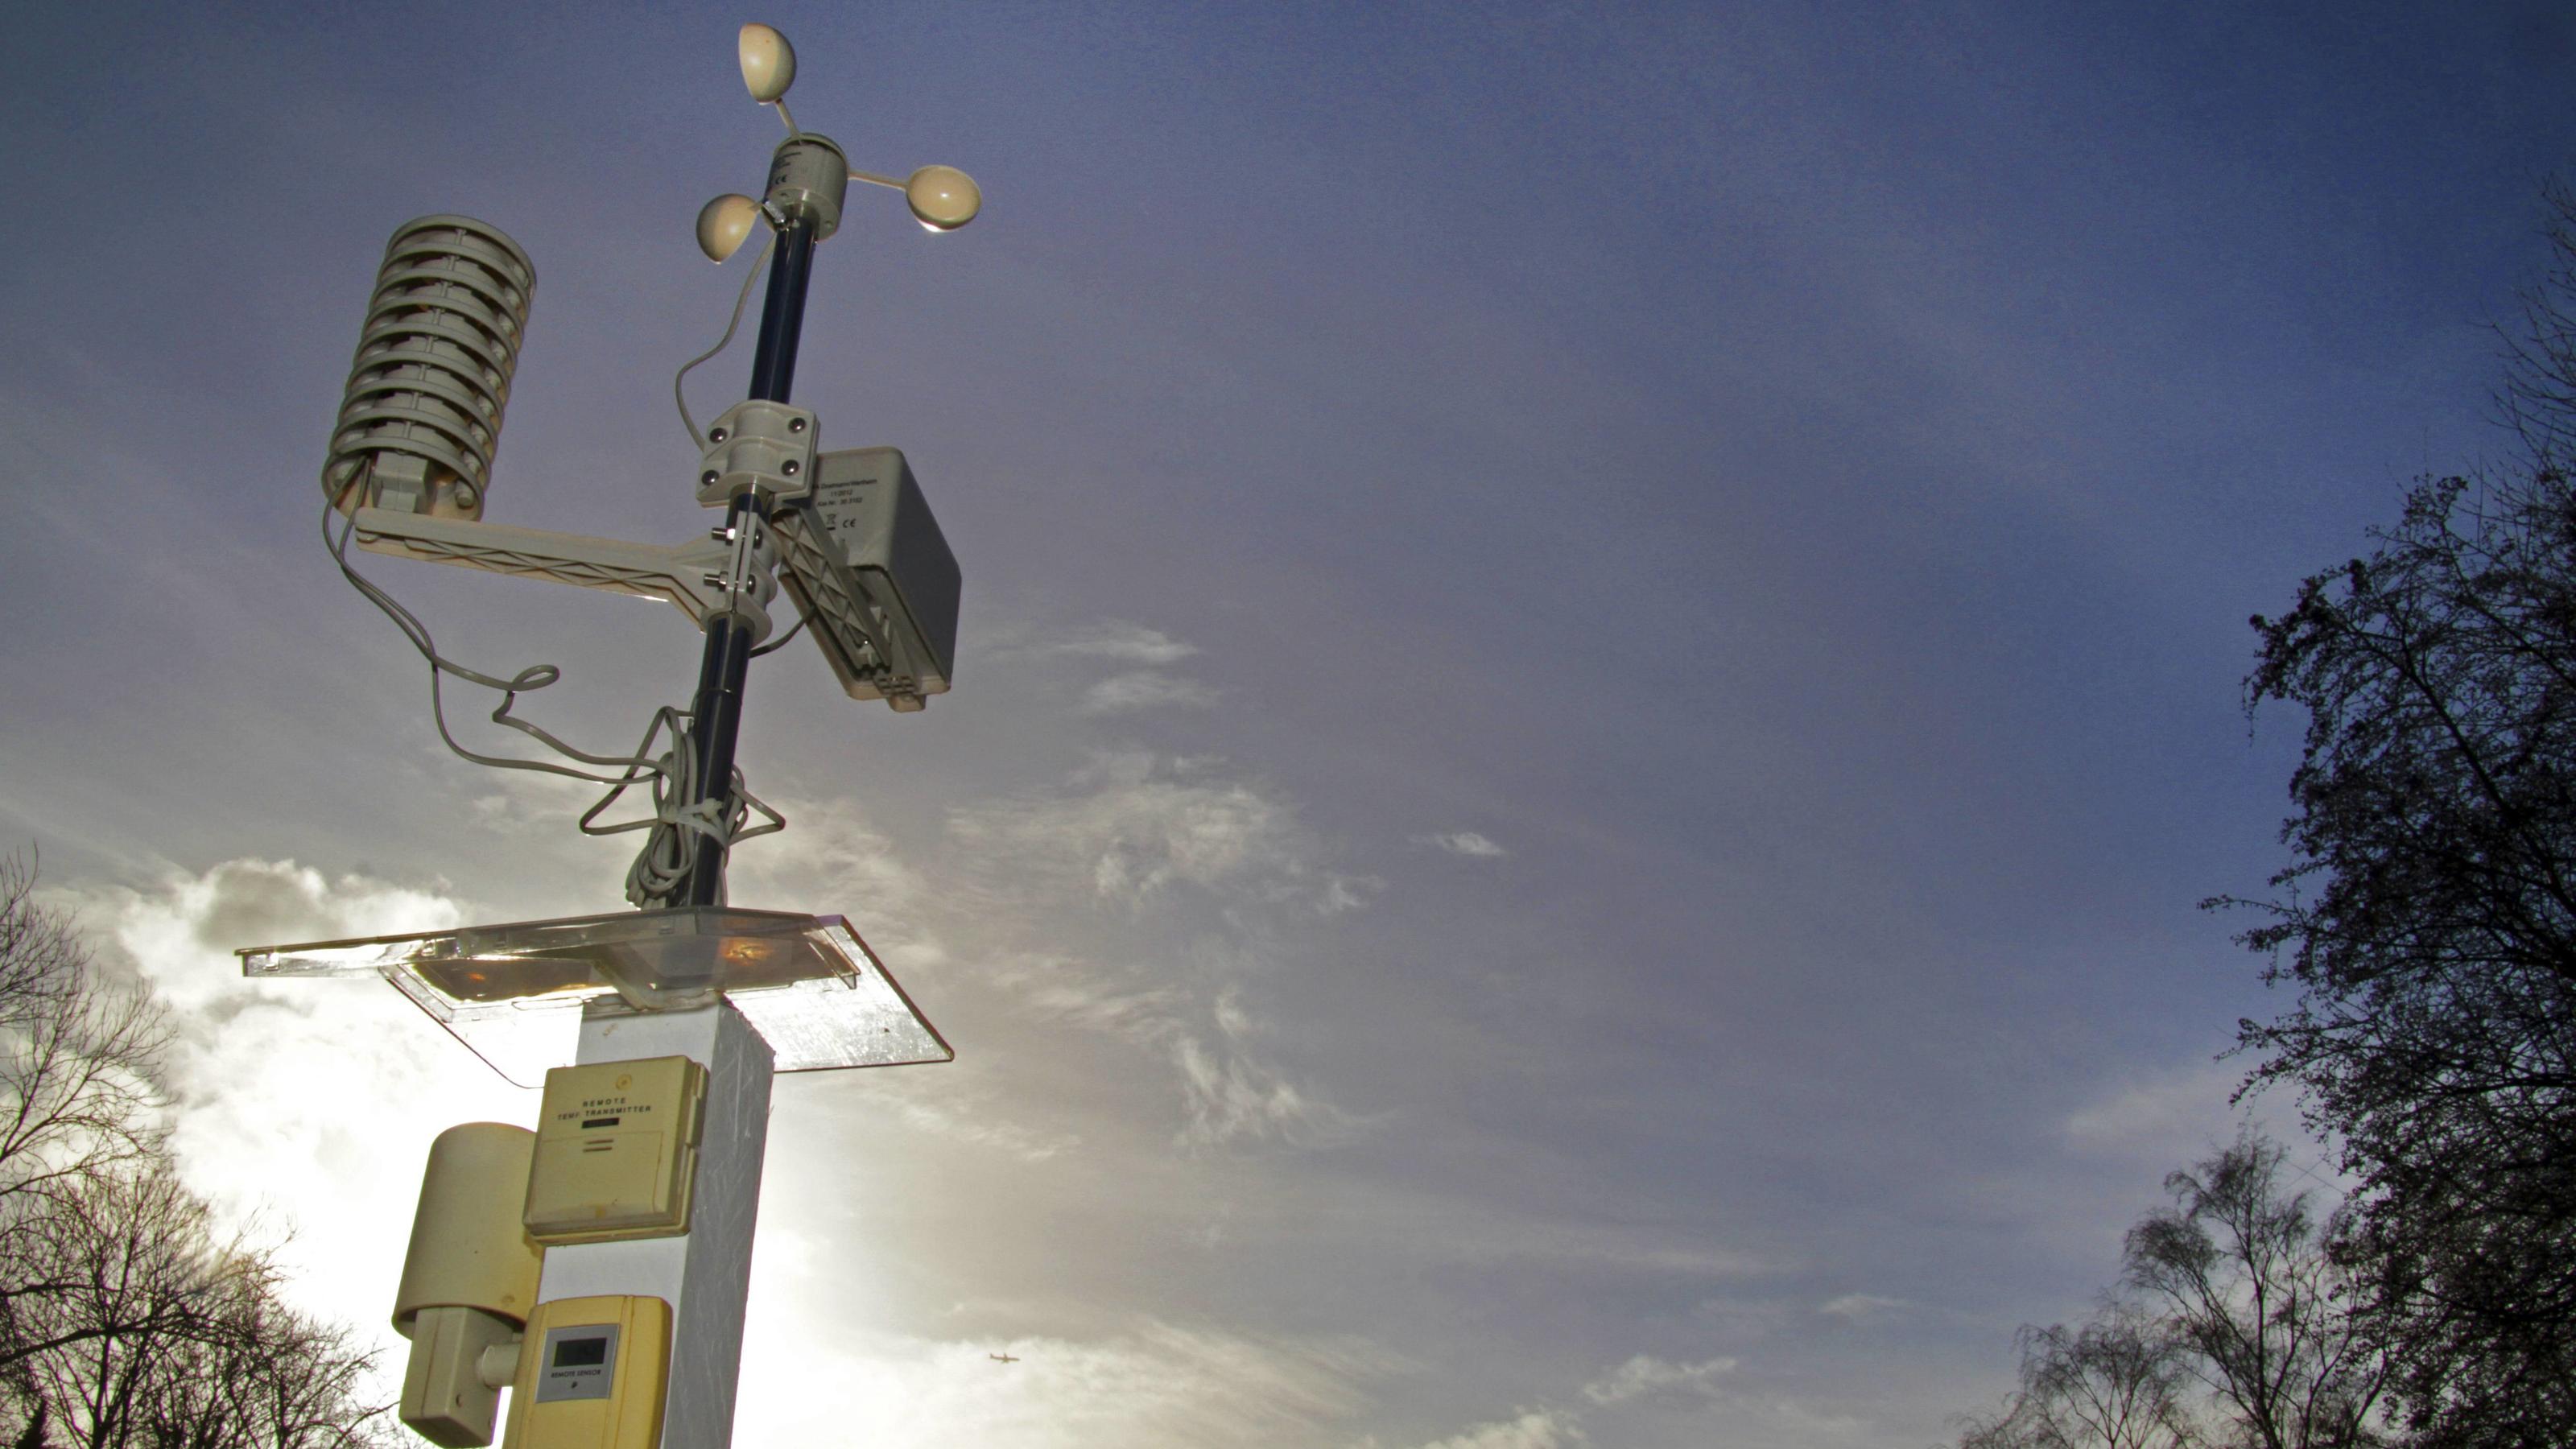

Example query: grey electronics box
[788,446,961,699]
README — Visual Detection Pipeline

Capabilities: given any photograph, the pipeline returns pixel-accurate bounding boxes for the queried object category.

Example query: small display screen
[535,1324,621,1403]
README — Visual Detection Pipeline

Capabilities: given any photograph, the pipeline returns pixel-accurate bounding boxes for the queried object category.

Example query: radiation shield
[237,907,949,1087]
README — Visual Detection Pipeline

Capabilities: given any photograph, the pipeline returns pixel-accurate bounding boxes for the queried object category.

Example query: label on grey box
[535,1323,620,1403]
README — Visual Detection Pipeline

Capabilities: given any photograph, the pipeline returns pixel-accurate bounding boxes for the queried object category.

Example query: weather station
[234,25,978,1448]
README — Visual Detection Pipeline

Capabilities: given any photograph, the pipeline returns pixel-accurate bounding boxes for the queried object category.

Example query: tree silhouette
[0,854,393,1448]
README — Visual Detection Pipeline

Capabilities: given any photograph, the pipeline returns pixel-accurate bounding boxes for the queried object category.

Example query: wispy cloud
[1420,831,1507,858]
[1501,1225,1785,1280]
[991,957,1189,1037]
[465,767,618,834]
[860,1071,1084,1162]
[1081,670,1220,715]
[1038,621,1201,665]
[1170,1030,1365,1150]
[943,753,1370,1147]
[734,1318,1391,1447]
[1818,1292,1909,1324]
[2060,1057,2251,1152]
[728,795,940,962]
[993,957,1365,1150]
[1413,1408,1589,1448]
[1316,872,1382,915]
[1316,1190,1787,1283]
[949,751,1301,906]
[1579,1354,1738,1405]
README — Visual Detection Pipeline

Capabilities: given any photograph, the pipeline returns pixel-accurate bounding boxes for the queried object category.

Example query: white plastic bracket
[350,507,732,628]
[476,1335,522,1391]
[700,517,782,644]
[345,435,957,711]
[696,401,817,507]
[769,505,922,709]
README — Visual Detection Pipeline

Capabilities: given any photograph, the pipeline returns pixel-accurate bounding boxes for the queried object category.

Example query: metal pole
[679,216,818,907]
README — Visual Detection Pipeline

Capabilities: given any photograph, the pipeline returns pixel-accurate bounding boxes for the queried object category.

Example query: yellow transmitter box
[503,1294,671,1449]
[523,1056,708,1246]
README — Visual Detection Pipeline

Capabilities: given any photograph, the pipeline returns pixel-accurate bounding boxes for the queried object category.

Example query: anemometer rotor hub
[763,133,850,241]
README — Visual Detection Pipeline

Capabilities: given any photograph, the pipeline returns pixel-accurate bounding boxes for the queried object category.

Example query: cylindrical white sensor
[395,1122,544,1333]
[324,216,535,519]
[764,134,851,241]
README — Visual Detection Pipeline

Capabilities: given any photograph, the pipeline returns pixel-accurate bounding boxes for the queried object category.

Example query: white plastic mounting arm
[351,506,730,626]
[349,458,951,712]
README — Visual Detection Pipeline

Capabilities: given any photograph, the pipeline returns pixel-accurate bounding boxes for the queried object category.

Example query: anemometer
[242,23,987,1448]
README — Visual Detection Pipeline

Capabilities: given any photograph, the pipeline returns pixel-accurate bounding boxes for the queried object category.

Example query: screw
[702,470,720,487]
[709,427,728,444]
[711,526,736,543]
[787,417,807,433]
[452,482,479,510]
[782,460,800,476]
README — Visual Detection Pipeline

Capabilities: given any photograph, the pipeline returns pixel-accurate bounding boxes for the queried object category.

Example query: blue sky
[2,3,2570,1445]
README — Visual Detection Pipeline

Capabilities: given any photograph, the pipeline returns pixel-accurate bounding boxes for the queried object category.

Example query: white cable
[673,229,777,450]
[576,704,782,908]
[323,489,784,907]
[329,227,807,906]
[324,493,654,785]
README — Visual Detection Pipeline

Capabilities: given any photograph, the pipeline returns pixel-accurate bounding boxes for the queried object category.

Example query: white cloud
[1750,1397,1870,1438]
[726,795,941,964]
[734,1317,1389,1447]
[1316,873,1381,915]
[992,957,1189,1037]
[992,959,1363,1150]
[1039,621,1201,665]
[1421,831,1507,858]
[1081,671,1220,715]
[2061,1056,2248,1151]
[64,859,533,1358]
[861,1069,1084,1162]
[2059,1056,2338,1180]
[1413,1408,1588,1449]
[949,752,1301,905]
[1170,1030,1364,1150]
[464,766,611,835]
[1503,1225,1784,1280]
[1579,1354,1738,1405]
[1567,1354,1868,1440]
[1818,1292,1909,1324]
[945,754,1370,1147]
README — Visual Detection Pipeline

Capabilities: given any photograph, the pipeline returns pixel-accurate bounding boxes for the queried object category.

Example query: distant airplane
[989,1352,1018,1364]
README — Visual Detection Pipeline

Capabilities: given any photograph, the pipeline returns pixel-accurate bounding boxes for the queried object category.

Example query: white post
[534,1001,774,1449]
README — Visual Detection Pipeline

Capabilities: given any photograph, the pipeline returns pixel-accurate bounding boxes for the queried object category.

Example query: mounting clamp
[696,400,818,507]
[701,516,782,644]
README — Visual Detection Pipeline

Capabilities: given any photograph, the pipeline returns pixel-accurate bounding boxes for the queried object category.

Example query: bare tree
[2496,181,2576,469]
[2121,1138,2392,1449]
[1946,1138,2395,1449]
[1951,1390,2058,1449]
[0,853,168,1218]
[2226,182,2576,1446]
[1,853,171,1408]
[2019,1307,2202,1449]
[1950,1304,2201,1449]
[8,1166,395,1448]
[0,854,393,1448]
